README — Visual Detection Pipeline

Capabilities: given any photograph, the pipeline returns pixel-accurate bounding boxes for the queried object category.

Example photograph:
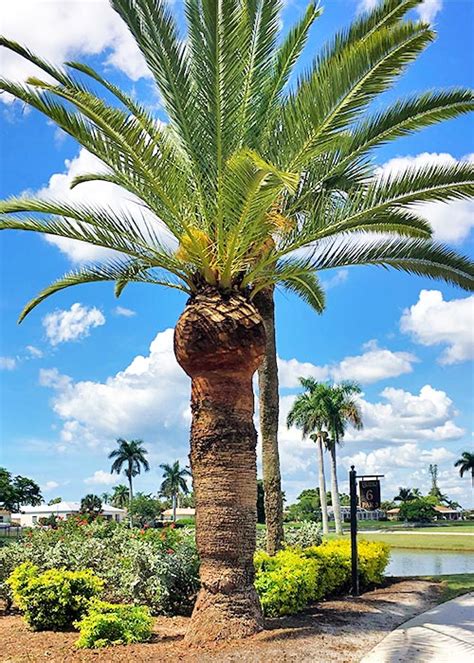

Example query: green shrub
[7,563,103,630]
[75,600,152,648]
[284,522,322,549]
[254,539,389,616]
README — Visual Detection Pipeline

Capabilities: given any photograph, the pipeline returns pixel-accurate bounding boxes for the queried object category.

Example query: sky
[0,0,473,508]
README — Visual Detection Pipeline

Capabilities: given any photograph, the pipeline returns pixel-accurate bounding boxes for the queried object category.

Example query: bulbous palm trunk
[254,287,284,556]
[175,289,266,645]
[329,443,343,535]
[316,434,329,535]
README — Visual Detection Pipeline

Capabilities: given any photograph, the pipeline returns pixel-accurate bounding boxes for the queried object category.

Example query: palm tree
[287,379,332,535]
[159,461,191,522]
[455,452,474,487]
[111,484,129,509]
[109,439,150,507]
[394,487,417,502]
[101,492,111,504]
[80,494,102,516]
[1,0,474,642]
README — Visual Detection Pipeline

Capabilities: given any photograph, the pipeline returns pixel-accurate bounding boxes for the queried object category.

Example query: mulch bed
[0,579,442,663]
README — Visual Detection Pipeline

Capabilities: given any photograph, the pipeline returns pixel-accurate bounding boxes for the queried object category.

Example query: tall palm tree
[1,0,474,643]
[455,452,474,487]
[287,378,332,534]
[324,382,363,535]
[109,439,150,507]
[111,484,129,509]
[159,461,191,522]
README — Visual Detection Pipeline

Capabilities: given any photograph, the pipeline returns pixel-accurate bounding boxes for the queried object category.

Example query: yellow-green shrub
[75,600,152,648]
[7,563,103,631]
[254,539,389,616]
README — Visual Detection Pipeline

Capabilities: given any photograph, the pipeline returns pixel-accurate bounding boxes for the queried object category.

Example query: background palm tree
[287,378,332,534]
[101,492,111,504]
[111,484,129,509]
[455,452,474,487]
[80,494,102,516]
[109,439,150,508]
[394,487,418,502]
[159,461,191,522]
[1,0,474,643]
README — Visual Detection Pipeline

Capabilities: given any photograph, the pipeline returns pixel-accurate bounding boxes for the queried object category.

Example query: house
[0,509,12,529]
[327,506,385,522]
[17,501,126,527]
[161,507,195,521]
[385,506,463,521]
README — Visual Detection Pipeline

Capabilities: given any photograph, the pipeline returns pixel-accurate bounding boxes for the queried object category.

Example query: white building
[161,507,195,521]
[0,509,12,528]
[17,501,126,527]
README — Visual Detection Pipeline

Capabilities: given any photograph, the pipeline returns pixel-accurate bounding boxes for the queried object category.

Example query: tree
[109,439,150,510]
[399,497,437,523]
[428,463,444,501]
[2,0,474,643]
[111,484,129,509]
[129,492,163,527]
[159,461,191,523]
[80,494,103,517]
[48,497,62,505]
[455,452,474,487]
[101,492,111,504]
[0,468,43,512]
[285,489,320,522]
[287,381,331,534]
[394,487,418,502]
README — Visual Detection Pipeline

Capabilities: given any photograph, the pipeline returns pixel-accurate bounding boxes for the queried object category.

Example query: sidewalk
[362,592,474,662]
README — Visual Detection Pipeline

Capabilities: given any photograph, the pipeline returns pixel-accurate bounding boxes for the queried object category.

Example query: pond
[386,549,474,577]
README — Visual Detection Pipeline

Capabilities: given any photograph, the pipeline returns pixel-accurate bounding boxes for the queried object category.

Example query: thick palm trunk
[329,443,343,535]
[316,434,329,535]
[254,287,284,555]
[175,289,266,644]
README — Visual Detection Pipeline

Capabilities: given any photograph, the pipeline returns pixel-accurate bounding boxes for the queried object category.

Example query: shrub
[284,522,322,549]
[75,600,152,648]
[7,563,103,630]
[399,498,437,523]
[255,539,389,617]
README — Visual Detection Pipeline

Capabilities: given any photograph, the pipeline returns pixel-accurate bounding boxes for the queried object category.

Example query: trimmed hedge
[74,600,153,648]
[254,539,389,616]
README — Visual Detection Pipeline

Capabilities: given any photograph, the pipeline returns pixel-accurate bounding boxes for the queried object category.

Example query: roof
[434,505,461,513]
[19,501,126,515]
[386,508,401,514]
[162,507,195,516]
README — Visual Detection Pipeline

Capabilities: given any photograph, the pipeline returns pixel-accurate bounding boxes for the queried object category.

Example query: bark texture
[329,443,343,535]
[315,434,329,535]
[254,287,284,556]
[174,289,266,645]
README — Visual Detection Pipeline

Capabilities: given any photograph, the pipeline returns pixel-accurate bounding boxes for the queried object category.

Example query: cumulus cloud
[114,306,136,317]
[42,480,60,492]
[26,345,43,359]
[376,153,474,244]
[84,470,117,486]
[42,303,106,346]
[400,290,474,364]
[277,340,417,387]
[357,0,442,23]
[322,269,349,290]
[340,443,455,475]
[2,0,149,105]
[0,356,17,370]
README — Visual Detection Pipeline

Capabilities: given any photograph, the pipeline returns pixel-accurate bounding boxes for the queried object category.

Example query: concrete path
[362,592,474,663]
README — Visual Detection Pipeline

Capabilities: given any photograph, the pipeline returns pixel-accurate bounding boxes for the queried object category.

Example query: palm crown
[1,0,474,321]
[109,438,150,479]
[159,461,191,497]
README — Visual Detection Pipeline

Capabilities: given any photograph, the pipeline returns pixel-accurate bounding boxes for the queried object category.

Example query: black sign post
[349,466,359,596]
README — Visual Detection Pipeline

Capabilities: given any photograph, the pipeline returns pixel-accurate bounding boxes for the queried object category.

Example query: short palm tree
[287,378,332,534]
[109,438,150,506]
[80,494,103,516]
[1,0,474,643]
[101,492,111,504]
[111,484,129,509]
[394,487,417,502]
[455,452,474,487]
[159,461,191,522]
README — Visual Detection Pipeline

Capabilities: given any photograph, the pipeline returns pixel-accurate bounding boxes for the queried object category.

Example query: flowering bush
[74,599,152,648]
[255,539,390,616]
[7,563,103,630]
[0,519,199,615]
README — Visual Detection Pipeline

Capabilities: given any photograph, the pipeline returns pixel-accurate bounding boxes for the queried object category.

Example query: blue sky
[1,0,473,507]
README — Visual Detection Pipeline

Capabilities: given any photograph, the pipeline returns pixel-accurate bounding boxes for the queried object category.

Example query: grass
[324,531,474,551]
[422,573,474,602]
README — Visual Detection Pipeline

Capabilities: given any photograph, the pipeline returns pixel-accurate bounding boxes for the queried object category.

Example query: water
[386,549,474,577]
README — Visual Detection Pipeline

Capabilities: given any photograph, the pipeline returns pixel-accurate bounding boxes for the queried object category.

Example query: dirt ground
[0,579,442,663]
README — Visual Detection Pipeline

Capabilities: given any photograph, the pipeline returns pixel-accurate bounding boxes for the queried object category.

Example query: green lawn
[422,573,474,602]
[324,531,474,551]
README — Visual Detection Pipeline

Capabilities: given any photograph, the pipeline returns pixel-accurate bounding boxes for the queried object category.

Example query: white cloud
[114,306,136,317]
[2,0,149,105]
[42,303,106,346]
[376,153,474,244]
[0,356,17,370]
[400,290,474,364]
[42,480,60,492]
[84,470,116,486]
[340,442,455,475]
[357,0,442,23]
[26,345,43,358]
[40,328,191,451]
[322,269,349,290]
[277,340,417,387]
